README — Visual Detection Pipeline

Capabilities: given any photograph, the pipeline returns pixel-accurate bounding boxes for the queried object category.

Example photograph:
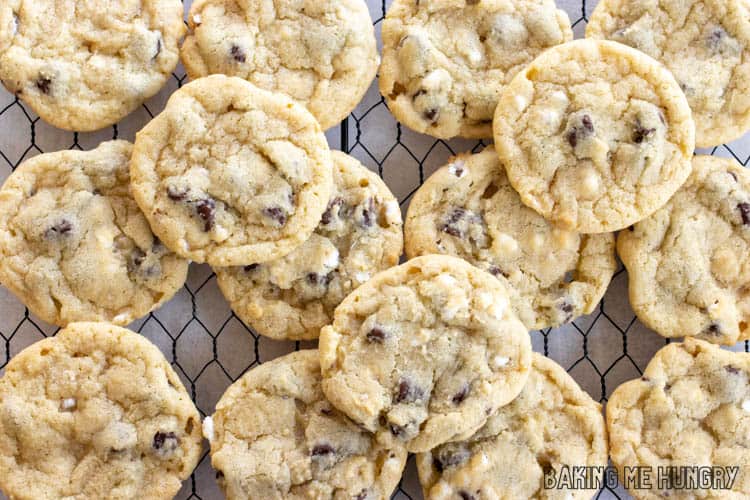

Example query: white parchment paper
[1,1,749,499]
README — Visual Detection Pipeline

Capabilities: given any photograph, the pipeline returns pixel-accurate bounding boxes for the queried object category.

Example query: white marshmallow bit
[112,313,128,324]
[355,271,371,283]
[60,398,76,411]
[491,355,510,369]
[193,13,202,25]
[448,161,468,178]
[384,200,401,223]
[514,94,528,111]
[202,416,214,442]
[742,400,750,412]
[434,273,458,288]
[323,247,340,270]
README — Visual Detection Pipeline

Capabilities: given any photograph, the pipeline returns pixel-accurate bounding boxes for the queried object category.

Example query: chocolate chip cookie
[205,350,407,499]
[493,39,695,233]
[618,155,750,345]
[405,147,617,330]
[319,254,532,453]
[379,0,573,139]
[180,0,378,130]
[0,322,203,499]
[587,0,750,147]
[215,151,403,340]
[417,353,608,500]
[0,141,188,327]
[130,75,334,267]
[607,338,750,499]
[0,0,185,131]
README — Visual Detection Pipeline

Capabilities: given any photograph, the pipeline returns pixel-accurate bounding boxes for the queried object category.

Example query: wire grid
[1,1,750,499]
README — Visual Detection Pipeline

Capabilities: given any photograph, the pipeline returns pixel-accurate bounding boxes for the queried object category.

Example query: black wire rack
[1,1,750,499]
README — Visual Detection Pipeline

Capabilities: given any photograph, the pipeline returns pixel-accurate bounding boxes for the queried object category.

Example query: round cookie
[0,322,203,499]
[607,338,750,499]
[130,75,334,267]
[493,39,695,234]
[180,0,378,130]
[379,0,573,139]
[587,0,750,148]
[215,151,403,341]
[319,254,532,453]
[618,155,750,345]
[417,353,608,500]
[205,350,408,500]
[0,141,188,327]
[405,147,617,330]
[0,0,185,131]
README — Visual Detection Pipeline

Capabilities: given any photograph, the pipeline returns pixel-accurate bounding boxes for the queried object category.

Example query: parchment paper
[1,1,748,499]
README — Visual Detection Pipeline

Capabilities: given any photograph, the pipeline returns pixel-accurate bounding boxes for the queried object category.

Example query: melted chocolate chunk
[729,171,739,182]
[167,185,188,201]
[366,327,388,343]
[488,265,509,278]
[394,378,423,404]
[567,114,594,148]
[738,202,750,225]
[389,423,406,437]
[153,38,162,60]
[230,44,246,63]
[45,219,73,238]
[360,198,376,228]
[311,443,335,457]
[152,431,180,455]
[423,108,439,123]
[434,447,471,473]
[706,322,722,335]
[306,272,333,287]
[439,208,483,239]
[263,206,287,226]
[355,490,369,500]
[321,197,344,225]
[725,365,742,375]
[632,121,657,144]
[35,76,51,95]
[196,199,216,231]
[215,470,224,479]
[459,491,476,500]
[244,263,260,272]
[451,384,470,405]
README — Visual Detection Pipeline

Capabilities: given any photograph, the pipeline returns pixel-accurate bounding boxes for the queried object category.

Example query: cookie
[417,353,608,500]
[215,151,403,341]
[0,322,203,499]
[379,0,573,140]
[205,349,407,500]
[493,39,695,233]
[319,254,532,453]
[405,147,617,330]
[607,338,750,499]
[618,155,750,345]
[180,0,378,130]
[0,141,188,327]
[0,0,185,131]
[130,75,334,267]
[587,0,750,148]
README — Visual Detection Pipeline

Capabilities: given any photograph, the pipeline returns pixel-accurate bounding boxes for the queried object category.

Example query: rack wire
[1,1,750,499]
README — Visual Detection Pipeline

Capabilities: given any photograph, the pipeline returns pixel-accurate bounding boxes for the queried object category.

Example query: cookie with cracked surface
[618,155,750,345]
[417,353,608,500]
[0,140,188,327]
[607,338,750,499]
[493,39,695,233]
[215,151,403,341]
[405,147,617,330]
[319,254,532,453]
[379,0,573,139]
[205,350,407,500]
[0,0,185,131]
[180,0,378,130]
[587,0,750,148]
[0,322,203,500]
[130,75,333,267]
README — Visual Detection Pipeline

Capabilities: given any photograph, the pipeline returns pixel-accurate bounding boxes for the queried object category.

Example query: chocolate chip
[389,423,406,437]
[707,27,730,52]
[632,121,656,144]
[215,470,224,479]
[488,265,508,278]
[321,197,344,225]
[439,207,483,239]
[35,76,51,95]
[452,384,470,405]
[725,365,742,375]
[244,263,259,272]
[153,38,162,60]
[707,323,722,335]
[664,383,672,392]
[263,206,287,226]
[366,327,388,343]
[167,185,188,201]
[394,378,423,404]
[45,219,73,238]
[434,448,470,473]
[729,171,739,182]
[423,108,439,123]
[640,376,650,382]
[306,272,333,287]
[355,490,369,500]
[320,406,333,416]
[230,44,246,63]
[360,198,376,228]
[196,199,216,231]
[152,431,180,456]
[567,114,594,148]
[311,443,335,457]
[481,183,499,199]
[738,203,750,225]
[459,491,476,500]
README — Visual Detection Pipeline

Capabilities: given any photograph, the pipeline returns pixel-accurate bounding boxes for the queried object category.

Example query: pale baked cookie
[215,151,403,341]
[618,155,750,345]
[493,39,695,234]
[0,0,185,131]
[206,350,407,500]
[130,75,333,267]
[0,322,203,499]
[0,141,188,327]
[180,0,378,130]
[587,0,750,147]
[417,353,608,500]
[405,147,617,330]
[607,338,750,499]
[319,255,532,453]
[379,0,573,139]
